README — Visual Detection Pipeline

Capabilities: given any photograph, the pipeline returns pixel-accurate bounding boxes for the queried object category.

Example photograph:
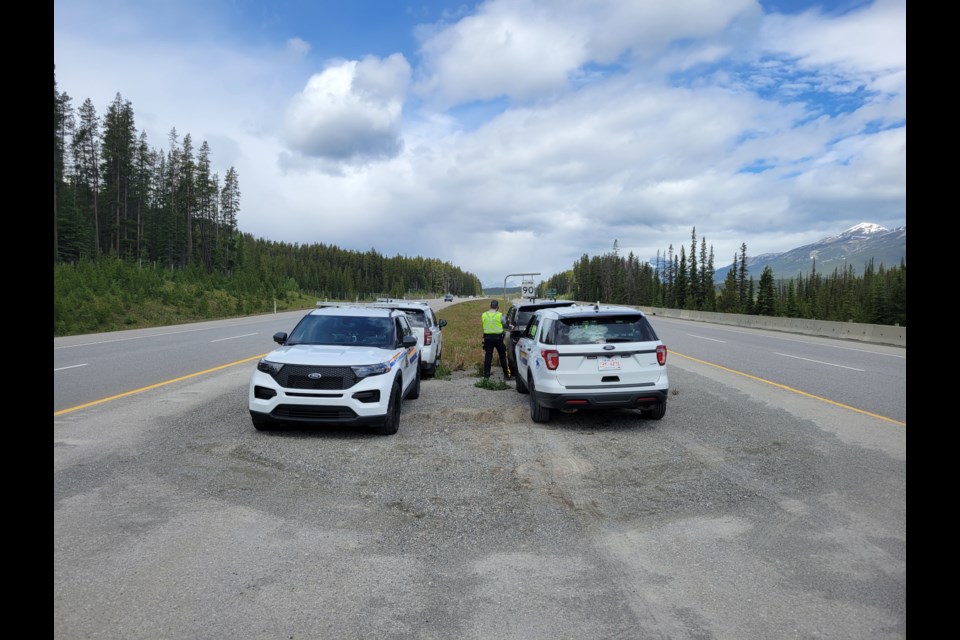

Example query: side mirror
[273,332,288,345]
[402,335,418,348]
[439,319,448,328]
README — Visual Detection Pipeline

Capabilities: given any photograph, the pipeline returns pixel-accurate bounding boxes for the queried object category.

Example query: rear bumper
[536,388,668,410]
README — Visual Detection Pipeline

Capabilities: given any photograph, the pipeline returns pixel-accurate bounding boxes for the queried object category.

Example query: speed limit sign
[521,280,536,299]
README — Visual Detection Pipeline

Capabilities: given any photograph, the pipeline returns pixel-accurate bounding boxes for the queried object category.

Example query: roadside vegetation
[437,299,501,376]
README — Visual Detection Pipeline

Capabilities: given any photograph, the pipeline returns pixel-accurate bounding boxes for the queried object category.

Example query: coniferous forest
[53,69,482,335]
[540,231,906,327]
[54,69,904,336]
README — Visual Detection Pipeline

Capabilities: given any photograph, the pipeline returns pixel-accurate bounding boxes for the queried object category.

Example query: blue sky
[54,0,905,287]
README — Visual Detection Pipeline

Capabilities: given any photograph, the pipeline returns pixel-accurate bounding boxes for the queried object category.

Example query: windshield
[287,315,396,348]
[551,315,658,345]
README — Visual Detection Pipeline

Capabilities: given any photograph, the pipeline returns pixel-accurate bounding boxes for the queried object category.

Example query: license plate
[598,356,621,370]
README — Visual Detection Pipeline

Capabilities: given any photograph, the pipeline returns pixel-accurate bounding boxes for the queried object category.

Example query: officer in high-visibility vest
[481,299,511,379]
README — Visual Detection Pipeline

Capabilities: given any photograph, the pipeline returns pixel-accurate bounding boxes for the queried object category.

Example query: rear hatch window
[553,314,658,344]
[402,310,428,328]
[549,314,662,387]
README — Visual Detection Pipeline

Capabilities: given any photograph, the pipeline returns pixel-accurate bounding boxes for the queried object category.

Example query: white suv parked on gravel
[513,303,668,423]
[369,300,447,376]
[249,305,421,435]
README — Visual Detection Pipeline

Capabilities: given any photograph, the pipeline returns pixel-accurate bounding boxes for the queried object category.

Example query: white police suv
[368,300,447,377]
[249,305,420,435]
[513,303,668,423]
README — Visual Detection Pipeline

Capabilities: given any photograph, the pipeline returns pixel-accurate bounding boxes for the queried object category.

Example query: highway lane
[55,303,906,426]
[54,310,313,413]
[55,301,906,638]
[54,299,459,414]
[647,315,906,424]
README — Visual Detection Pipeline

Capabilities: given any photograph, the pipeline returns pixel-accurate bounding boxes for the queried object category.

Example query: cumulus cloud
[414,0,757,106]
[759,0,906,95]
[283,53,411,164]
[54,0,905,285]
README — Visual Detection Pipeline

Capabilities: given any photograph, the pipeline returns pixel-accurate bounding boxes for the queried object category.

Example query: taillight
[541,349,560,370]
[656,344,667,365]
[423,328,432,346]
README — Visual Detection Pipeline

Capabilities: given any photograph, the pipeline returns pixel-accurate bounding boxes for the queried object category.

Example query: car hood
[265,344,398,365]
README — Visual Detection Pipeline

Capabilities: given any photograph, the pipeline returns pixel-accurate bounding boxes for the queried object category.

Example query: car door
[395,315,418,393]
[428,308,442,356]
[514,311,542,382]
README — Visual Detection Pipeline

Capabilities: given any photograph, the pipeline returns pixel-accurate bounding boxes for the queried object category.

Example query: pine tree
[688,227,699,309]
[73,98,102,256]
[675,247,688,309]
[756,266,776,316]
[717,252,739,312]
[101,93,136,256]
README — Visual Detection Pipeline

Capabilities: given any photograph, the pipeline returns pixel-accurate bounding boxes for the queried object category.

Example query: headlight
[351,362,392,378]
[257,359,284,375]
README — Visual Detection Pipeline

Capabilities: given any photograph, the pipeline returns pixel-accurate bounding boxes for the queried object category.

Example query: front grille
[273,365,360,390]
[272,404,358,420]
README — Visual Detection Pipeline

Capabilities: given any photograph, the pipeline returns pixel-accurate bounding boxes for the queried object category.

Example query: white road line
[688,334,726,343]
[55,326,225,349]
[55,363,88,372]
[211,333,259,343]
[774,352,865,371]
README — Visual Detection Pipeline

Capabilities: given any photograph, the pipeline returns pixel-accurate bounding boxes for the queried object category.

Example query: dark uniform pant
[483,333,509,378]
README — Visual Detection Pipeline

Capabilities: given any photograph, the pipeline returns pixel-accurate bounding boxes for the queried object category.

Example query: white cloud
[414,0,758,106]
[759,0,906,94]
[54,0,906,286]
[282,54,411,164]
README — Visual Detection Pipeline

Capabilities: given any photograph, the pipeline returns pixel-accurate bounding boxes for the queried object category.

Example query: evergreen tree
[72,98,102,256]
[675,246,689,309]
[100,93,136,256]
[737,242,748,309]
[717,253,739,312]
[702,241,716,311]
[755,266,776,316]
[688,227,699,309]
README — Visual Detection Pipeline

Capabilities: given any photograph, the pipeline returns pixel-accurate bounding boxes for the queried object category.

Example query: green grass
[437,298,504,374]
[474,377,511,391]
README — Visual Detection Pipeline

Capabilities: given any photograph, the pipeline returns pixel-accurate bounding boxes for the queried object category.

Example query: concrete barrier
[635,307,905,347]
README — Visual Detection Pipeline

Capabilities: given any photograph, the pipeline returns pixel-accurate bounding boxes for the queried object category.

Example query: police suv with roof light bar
[513,303,668,423]
[249,304,420,435]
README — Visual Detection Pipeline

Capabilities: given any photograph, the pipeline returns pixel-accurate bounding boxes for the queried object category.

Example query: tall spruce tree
[736,242,748,310]
[756,266,776,316]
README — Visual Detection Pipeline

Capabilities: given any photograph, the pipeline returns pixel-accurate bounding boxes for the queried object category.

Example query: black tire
[528,376,552,423]
[515,370,529,394]
[407,367,421,400]
[422,361,436,378]
[374,382,402,435]
[641,399,666,420]
[250,411,274,431]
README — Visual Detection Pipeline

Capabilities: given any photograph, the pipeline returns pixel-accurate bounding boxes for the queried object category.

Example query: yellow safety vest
[482,310,504,334]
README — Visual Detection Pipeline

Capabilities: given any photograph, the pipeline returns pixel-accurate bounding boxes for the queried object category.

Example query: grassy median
[436,298,505,378]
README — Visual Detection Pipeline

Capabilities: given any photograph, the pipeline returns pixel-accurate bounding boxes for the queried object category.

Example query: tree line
[540,228,906,326]
[54,68,482,335]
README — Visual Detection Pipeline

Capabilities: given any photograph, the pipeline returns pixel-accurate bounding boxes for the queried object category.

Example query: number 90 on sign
[521,283,536,298]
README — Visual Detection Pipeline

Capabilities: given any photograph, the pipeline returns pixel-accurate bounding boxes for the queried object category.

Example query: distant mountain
[712,223,906,283]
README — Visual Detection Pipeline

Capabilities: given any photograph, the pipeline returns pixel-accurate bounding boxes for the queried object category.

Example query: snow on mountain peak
[842,222,887,235]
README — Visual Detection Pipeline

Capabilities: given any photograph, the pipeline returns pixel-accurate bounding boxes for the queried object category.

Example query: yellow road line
[54,354,267,417]
[673,352,906,427]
